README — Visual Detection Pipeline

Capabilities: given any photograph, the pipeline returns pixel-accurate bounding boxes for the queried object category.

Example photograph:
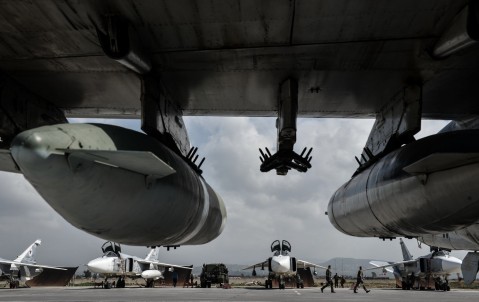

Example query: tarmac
[0,287,478,302]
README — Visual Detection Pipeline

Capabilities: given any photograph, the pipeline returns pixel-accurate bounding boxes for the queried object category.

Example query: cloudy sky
[0,116,465,272]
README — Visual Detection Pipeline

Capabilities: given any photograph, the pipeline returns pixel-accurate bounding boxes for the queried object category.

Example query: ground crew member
[340,275,346,288]
[333,273,339,288]
[321,265,335,293]
[353,266,370,293]
[172,269,178,287]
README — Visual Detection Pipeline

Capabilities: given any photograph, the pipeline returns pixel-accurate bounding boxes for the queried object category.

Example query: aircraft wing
[0,1,476,120]
[0,260,66,271]
[136,260,192,270]
[243,260,269,271]
[296,260,327,270]
[365,260,417,271]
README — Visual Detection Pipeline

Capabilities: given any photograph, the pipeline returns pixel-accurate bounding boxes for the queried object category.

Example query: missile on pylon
[328,130,479,238]
[10,123,226,246]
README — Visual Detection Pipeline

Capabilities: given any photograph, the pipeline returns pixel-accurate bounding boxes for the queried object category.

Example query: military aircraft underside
[1,1,479,248]
[367,239,462,291]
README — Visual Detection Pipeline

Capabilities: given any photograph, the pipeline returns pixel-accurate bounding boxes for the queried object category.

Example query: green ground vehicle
[200,263,229,288]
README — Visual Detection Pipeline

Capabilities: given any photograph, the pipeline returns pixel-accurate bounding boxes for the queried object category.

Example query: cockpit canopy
[282,240,291,253]
[270,240,292,255]
[101,241,122,257]
[432,250,449,257]
[271,240,281,254]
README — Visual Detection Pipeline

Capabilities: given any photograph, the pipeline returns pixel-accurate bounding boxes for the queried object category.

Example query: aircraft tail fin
[14,239,41,264]
[399,238,413,261]
[461,251,479,285]
[145,247,160,261]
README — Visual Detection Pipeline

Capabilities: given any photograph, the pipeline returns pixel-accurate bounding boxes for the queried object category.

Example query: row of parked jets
[0,239,465,290]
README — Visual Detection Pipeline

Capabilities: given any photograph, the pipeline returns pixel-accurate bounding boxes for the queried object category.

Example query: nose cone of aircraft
[442,256,462,274]
[271,256,290,274]
[87,257,114,274]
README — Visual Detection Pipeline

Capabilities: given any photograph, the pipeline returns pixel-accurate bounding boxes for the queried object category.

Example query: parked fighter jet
[367,238,462,291]
[416,222,479,286]
[0,239,65,288]
[244,240,325,289]
[87,242,191,288]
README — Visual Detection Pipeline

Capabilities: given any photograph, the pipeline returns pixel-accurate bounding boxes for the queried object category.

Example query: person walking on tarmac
[353,266,370,293]
[321,265,335,293]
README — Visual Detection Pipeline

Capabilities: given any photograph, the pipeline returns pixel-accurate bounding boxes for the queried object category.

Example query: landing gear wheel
[265,280,272,289]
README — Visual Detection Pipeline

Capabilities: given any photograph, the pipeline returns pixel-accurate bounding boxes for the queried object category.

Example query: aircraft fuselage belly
[328,130,479,238]
[419,223,479,250]
[10,123,226,246]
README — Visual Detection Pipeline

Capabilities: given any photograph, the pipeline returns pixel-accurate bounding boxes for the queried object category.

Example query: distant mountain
[318,258,390,278]
[192,258,391,278]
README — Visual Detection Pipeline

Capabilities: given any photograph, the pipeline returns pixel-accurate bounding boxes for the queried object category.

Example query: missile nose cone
[10,126,72,172]
[11,132,48,162]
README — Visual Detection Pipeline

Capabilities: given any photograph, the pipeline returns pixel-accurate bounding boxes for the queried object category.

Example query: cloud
[0,116,464,269]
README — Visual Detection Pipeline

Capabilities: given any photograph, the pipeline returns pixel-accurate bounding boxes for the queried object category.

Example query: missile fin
[0,149,21,173]
[461,252,479,285]
[403,153,479,175]
[59,149,176,178]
